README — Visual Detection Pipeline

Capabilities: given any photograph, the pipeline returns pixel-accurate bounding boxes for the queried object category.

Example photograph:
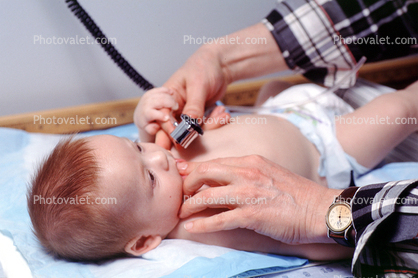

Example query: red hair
[27,137,138,261]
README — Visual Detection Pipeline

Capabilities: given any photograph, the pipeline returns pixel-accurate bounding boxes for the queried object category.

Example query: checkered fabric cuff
[264,0,418,89]
[351,180,418,276]
[263,0,357,88]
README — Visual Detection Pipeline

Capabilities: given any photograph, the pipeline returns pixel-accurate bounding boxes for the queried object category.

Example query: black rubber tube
[65,0,154,91]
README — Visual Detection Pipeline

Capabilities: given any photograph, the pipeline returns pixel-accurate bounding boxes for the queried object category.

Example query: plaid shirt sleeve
[263,0,418,88]
[351,179,418,277]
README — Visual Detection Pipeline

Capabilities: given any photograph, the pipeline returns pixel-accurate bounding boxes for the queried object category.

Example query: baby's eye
[137,144,143,152]
[148,171,156,188]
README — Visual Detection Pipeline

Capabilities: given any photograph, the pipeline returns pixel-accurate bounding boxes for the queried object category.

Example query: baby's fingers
[151,98,179,111]
[144,109,171,124]
[149,90,179,111]
[144,123,161,136]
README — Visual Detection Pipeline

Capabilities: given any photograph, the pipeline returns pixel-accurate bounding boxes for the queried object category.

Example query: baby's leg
[255,80,292,106]
[336,81,418,168]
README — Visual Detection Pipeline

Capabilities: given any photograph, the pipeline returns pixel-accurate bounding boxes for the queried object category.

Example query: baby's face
[88,135,183,237]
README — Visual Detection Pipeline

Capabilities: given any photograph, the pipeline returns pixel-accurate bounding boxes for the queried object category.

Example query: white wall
[0,0,279,116]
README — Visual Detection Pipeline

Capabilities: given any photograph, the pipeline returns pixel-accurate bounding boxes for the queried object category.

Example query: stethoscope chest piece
[170,114,203,149]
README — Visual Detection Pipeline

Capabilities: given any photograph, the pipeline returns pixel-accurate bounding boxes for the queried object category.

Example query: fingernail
[173,102,179,111]
[184,222,193,230]
[163,115,170,121]
[177,161,188,171]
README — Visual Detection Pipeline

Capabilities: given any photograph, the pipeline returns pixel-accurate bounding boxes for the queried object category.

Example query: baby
[27,81,418,262]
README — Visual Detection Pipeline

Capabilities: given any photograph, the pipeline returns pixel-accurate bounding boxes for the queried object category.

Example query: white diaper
[259,83,370,189]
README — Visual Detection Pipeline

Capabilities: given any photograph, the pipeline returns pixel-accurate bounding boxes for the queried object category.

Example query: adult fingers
[181,162,241,196]
[181,80,209,120]
[180,185,240,218]
[177,155,273,177]
[176,156,249,177]
[183,209,248,233]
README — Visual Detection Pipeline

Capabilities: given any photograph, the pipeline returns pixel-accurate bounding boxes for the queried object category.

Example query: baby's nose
[150,151,169,170]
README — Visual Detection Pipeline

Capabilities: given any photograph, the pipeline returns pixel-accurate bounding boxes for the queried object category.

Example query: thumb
[182,84,207,119]
[176,160,201,176]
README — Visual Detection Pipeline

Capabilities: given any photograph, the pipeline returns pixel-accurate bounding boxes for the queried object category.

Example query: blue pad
[0,125,307,278]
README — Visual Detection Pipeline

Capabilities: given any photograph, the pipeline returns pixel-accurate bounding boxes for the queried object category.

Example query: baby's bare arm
[168,209,353,261]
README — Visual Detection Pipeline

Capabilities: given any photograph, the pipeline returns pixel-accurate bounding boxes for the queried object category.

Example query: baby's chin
[163,217,183,240]
[159,216,181,239]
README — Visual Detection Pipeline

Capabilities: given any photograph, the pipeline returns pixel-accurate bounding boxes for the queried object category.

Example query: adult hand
[154,45,230,149]
[155,23,288,148]
[177,155,341,245]
[164,45,230,120]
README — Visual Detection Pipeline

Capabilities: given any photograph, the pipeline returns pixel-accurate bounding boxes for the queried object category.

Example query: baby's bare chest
[172,114,321,179]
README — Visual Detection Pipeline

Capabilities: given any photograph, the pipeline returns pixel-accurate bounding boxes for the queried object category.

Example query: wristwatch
[325,186,359,247]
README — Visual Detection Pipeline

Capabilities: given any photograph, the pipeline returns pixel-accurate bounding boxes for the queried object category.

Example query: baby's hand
[134,87,179,142]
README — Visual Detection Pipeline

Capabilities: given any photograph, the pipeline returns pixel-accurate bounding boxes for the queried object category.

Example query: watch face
[326,203,352,232]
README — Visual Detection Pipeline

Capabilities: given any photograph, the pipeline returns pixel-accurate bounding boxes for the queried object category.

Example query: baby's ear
[124,235,162,256]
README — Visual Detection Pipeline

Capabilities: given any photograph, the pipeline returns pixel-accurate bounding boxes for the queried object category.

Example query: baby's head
[27,135,183,261]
